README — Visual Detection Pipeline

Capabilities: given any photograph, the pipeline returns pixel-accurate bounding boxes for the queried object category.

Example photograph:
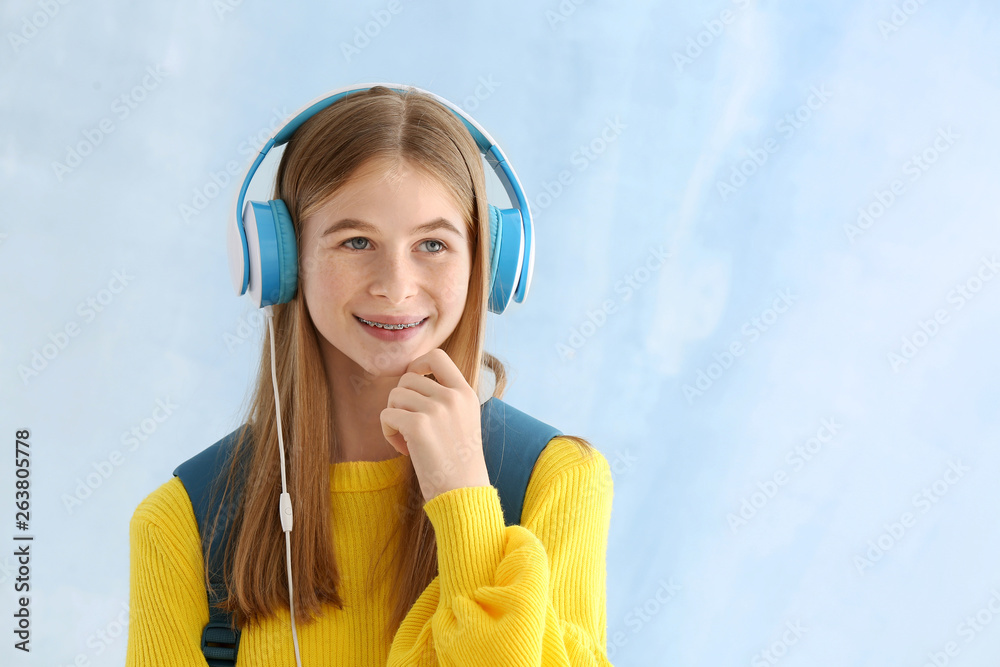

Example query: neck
[322,346,403,464]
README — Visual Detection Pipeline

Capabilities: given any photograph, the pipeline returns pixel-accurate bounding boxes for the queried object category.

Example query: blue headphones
[226,82,536,315]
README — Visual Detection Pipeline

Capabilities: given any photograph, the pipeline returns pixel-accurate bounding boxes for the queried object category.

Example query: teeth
[359,317,424,330]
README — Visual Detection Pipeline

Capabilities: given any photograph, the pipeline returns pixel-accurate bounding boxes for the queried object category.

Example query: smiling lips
[355,315,427,330]
[355,314,428,341]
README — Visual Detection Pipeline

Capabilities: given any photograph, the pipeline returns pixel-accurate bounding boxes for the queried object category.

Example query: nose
[369,250,420,303]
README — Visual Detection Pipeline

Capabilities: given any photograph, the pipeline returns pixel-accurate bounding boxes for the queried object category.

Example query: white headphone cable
[263,305,303,667]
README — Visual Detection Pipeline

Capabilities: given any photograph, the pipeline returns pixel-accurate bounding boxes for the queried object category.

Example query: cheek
[437,263,471,311]
[297,240,331,286]
[300,258,346,311]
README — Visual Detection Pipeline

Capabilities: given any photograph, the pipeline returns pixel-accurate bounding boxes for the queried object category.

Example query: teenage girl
[126,84,614,666]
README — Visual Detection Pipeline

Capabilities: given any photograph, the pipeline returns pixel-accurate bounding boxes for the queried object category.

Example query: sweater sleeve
[387,436,614,666]
[126,478,212,667]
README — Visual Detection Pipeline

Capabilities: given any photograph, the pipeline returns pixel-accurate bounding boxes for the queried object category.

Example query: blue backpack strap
[173,426,251,667]
[481,397,563,526]
[172,398,560,665]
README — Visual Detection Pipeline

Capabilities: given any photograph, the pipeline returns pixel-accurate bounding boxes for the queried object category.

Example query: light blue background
[2,1,999,665]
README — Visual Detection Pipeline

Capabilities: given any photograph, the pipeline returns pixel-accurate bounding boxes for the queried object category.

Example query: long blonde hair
[203,85,595,646]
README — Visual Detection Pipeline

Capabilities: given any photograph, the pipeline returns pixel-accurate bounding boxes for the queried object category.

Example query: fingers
[406,348,465,391]
[393,372,442,398]
[379,407,410,456]
[386,384,438,414]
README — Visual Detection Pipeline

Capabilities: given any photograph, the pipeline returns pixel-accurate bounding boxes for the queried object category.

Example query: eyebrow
[320,217,465,239]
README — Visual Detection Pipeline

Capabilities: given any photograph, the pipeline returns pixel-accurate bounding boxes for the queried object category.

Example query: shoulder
[130,476,206,584]
[128,478,209,622]
[129,477,203,577]
[129,477,198,533]
[532,436,609,482]
[522,435,613,522]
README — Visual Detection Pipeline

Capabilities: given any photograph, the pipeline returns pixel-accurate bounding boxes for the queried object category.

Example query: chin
[357,348,423,379]
[360,361,407,379]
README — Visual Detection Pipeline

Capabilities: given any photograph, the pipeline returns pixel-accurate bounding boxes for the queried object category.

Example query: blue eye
[340,238,447,254]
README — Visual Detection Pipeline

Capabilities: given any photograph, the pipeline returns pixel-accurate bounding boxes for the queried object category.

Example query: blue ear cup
[487,203,525,315]
[240,199,298,308]
[487,203,502,304]
[229,83,535,314]
[268,200,299,305]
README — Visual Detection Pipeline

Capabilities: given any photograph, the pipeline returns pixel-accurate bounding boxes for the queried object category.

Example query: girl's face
[298,158,473,380]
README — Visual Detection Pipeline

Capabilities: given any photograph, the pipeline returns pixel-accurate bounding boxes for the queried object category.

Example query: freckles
[301,250,344,283]
[298,243,331,284]
[437,273,469,307]
[299,255,320,283]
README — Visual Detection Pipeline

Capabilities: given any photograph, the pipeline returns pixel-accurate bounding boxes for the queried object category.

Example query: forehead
[304,158,466,232]
[338,157,429,198]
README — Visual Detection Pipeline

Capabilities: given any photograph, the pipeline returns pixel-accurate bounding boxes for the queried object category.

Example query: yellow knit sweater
[126,436,614,666]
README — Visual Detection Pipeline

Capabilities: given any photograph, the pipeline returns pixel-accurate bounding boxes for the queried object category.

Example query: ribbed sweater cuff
[423,484,507,600]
